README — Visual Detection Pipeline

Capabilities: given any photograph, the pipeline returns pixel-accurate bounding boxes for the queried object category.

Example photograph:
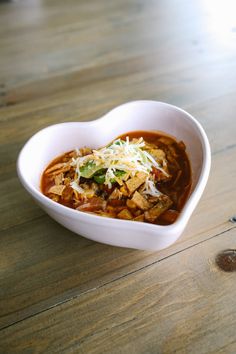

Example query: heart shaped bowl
[17,101,211,250]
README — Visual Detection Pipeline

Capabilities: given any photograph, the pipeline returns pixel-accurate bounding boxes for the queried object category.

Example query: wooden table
[0,0,236,352]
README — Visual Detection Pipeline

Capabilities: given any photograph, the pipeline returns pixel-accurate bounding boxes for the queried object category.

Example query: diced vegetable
[80,161,102,178]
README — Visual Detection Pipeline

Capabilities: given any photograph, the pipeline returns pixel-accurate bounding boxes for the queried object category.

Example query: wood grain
[1,228,236,353]
[0,142,235,330]
[0,143,236,327]
[0,0,236,352]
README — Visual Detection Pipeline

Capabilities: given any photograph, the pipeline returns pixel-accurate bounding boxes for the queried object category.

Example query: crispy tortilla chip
[48,185,65,196]
[133,214,145,222]
[131,191,151,211]
[54,173,64,185]
[117,209,133,220]
[125,172,147,195]
[45,163,70,175]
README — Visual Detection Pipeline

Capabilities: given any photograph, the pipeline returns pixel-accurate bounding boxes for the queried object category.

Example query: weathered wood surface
[0,0,236,352]
[1,229,236,354]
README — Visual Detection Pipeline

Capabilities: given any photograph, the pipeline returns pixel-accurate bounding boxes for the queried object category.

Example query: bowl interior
[18,101,205,200]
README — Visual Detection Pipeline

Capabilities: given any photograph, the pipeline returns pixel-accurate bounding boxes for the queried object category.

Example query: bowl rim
[17,100,211,233]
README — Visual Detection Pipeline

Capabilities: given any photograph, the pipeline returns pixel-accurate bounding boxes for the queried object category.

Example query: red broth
[41,131,192,225]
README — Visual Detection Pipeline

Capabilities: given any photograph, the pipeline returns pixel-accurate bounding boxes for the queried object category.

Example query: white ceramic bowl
[17,101,211,250]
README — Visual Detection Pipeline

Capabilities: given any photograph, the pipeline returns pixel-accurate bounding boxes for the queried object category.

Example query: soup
[41,131,191,225]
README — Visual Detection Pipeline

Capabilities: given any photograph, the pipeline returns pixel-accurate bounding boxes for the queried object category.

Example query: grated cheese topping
[71,137,168,195]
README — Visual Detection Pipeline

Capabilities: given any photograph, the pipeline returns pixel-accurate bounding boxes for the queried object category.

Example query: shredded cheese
[70,181,84,194]
[143,178,162,197]
[71,137,168,195]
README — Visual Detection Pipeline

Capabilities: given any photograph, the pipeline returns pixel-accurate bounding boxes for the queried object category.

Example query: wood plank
[0,145,235,329]
[0,176,44,230]
[0,0,236,117]
[2,0,234,91]
[1,43,235,108]
[0,228,235,353]
[1,54,236,121]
